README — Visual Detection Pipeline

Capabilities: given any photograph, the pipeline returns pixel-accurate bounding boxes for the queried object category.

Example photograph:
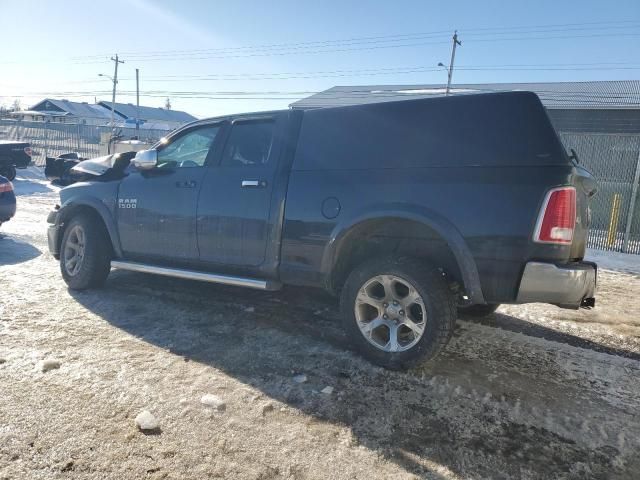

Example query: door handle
[176,180,197,188]
[241,180,267,188]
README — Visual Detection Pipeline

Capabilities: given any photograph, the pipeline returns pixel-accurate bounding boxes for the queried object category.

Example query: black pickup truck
[0,140,32,180]
[46,92,598,368]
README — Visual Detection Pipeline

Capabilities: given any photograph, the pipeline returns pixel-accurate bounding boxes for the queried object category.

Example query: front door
[197,117,281,267]
[117,124,222,262]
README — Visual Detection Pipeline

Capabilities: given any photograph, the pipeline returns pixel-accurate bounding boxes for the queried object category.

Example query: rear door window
[220,120,275,167]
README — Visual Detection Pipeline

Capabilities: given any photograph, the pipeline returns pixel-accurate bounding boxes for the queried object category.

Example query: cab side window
[157,125,220,168]
[221,120,274,167]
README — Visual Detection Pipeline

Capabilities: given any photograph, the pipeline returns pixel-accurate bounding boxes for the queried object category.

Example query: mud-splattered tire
[0,164,16,181]
[458,303,500,318]
[60,214,111,290]
[340,257,456,370]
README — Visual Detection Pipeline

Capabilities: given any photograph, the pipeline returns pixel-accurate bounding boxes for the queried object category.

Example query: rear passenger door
[196,116,282,268]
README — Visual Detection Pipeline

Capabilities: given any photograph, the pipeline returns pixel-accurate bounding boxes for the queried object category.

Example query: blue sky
[1,0,639,117]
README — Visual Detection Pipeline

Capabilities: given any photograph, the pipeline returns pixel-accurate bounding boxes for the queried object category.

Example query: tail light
[534,186,576,244]
[24,147,32,156]
[0,182,14,193]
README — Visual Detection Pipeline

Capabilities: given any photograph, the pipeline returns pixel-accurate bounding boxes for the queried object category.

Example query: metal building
[291,81,640,254]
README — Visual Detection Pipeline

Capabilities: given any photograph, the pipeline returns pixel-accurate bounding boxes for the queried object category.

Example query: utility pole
[108,54,124,153]
[109,54,124,131]
[135,68,140,137]
[445,31,461,96]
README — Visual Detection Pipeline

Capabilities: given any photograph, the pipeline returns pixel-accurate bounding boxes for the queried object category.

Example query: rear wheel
[60,214,111,289]
[458,303,500,318]
[0,165,16,181]
[340,257,456,369]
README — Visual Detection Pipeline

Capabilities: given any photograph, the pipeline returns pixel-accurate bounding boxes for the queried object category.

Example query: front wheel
[340,257,456,369]
[60,214,111,289]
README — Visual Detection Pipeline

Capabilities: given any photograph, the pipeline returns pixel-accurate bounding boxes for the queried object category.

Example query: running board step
[110,260,281,291]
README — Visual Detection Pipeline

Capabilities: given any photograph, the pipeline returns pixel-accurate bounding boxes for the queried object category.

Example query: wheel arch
[56,198,120,258]
[323,205,484,304]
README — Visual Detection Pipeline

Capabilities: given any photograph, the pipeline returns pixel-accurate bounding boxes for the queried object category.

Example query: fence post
[607,193,621,249]
[622,148,640,253]
[77,123,81,152]
[43,121,49,162]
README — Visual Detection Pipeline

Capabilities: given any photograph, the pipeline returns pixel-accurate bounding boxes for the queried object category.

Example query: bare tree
[11,99,21,112]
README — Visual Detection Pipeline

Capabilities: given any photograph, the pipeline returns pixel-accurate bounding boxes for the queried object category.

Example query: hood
[70,151,137,181]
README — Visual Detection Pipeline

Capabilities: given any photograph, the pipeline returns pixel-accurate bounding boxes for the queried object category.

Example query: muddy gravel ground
[1,170,640,479]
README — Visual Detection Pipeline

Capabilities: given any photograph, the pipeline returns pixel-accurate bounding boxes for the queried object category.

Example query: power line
[81,25,640,60]
[13,63,640,87]
[67,32,640,64]
[4,21,638,66]
[9,87,639,100]
[73,20,640,60]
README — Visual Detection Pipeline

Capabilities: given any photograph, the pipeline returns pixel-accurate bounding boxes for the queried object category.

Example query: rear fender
[323,203,485,304]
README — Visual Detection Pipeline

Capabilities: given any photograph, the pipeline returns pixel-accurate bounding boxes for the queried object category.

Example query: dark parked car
[0,176,16,227]
[44,152,86,186]
[0,140,32,180]
[46,92,598,368]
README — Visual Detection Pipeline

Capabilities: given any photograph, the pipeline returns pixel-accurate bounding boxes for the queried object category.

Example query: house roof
[10,110,68,117]
[290,80,640,110]
[30,98,113,119]
[98,101,197,123]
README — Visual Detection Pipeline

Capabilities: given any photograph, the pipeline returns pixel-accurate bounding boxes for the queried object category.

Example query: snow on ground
[11,165,59,196]
[586,248,640,276]
[1,172,640,479]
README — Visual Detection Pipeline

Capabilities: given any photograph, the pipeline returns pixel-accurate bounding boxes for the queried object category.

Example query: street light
[437,62,449,94]
[98,73,117,129]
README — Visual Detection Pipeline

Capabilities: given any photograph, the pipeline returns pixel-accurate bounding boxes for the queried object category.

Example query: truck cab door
[116,124,223,263]
[197,115,285,269]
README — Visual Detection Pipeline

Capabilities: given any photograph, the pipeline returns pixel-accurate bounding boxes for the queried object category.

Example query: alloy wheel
[354,274,427,352]
[63,225,86,276]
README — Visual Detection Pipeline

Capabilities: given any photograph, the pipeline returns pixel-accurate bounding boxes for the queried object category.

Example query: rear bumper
[516,261,597,309]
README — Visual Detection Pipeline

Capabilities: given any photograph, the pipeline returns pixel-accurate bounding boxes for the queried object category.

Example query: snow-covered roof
[290,80,640,110]
[30,99,114,119]
[98,101,197,124]
[9,110,69,117]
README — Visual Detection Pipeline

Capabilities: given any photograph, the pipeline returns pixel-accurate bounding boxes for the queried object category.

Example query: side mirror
[132,149,157,170]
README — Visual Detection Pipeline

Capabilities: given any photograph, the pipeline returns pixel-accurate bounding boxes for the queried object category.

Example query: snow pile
[37,359,61,372]
[261,403,275,415]
[200,394,226,411]
[321,386,334,395]
[134,410,159,431]
[292,374,307,384]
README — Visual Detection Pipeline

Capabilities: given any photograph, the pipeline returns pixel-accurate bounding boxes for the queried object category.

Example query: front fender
[56,186,122,257]
[322,203,485,304]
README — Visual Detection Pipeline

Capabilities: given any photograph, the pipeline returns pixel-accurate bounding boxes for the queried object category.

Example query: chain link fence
[559,132,640,254]
[0,118,173,166]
